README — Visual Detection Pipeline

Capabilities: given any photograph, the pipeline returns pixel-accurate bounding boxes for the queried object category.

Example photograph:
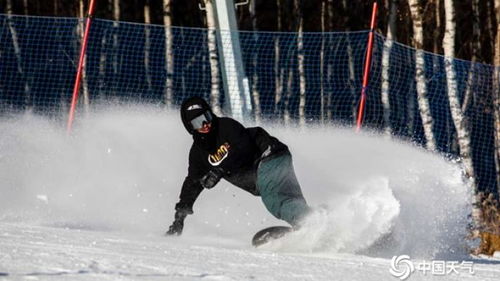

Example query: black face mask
[192,118,218,153]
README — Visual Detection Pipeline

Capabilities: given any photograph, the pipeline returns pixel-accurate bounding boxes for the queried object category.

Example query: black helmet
[180,97,214,134]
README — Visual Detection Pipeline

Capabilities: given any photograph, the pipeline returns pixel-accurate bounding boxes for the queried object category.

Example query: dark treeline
[1,0,498,66]
[1,1,499,198]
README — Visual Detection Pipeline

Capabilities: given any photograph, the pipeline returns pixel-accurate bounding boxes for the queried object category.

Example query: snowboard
[252,226,293,247]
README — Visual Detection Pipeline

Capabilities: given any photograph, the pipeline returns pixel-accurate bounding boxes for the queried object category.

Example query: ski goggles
[190,111,213,130]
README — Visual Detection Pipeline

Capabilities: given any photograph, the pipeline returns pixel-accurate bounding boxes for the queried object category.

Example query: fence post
[356,2,378,131]
[67,0,97,133]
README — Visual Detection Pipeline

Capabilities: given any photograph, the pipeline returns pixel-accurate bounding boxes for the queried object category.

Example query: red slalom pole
[67,0,97,133]
[356,2,378,132]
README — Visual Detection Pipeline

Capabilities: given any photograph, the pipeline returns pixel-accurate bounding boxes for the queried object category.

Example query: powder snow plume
[260,127,472,259]
[0,105,472,259]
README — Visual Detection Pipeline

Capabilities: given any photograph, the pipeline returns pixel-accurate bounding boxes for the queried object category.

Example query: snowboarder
[166,97,311,236]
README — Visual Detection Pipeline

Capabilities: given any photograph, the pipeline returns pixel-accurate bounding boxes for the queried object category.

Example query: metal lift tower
[211,0,252,120]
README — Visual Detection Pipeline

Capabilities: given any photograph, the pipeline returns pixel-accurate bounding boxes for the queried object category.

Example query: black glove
[165,208,192,236]
[200,167,225,189]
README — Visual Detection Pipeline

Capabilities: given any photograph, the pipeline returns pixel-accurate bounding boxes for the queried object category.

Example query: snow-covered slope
[2,222,499,281]
[0,106,498,280]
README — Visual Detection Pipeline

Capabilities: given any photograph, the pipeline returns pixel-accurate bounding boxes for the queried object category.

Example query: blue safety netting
[0,14,498,195]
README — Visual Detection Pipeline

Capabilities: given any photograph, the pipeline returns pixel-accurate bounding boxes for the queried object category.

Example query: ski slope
[0,105,499,280]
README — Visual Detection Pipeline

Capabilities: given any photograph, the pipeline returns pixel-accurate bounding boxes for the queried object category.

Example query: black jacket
[175,117,288,213]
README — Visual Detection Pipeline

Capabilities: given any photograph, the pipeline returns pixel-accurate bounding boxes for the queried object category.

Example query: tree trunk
[79,0,90,111]
[471,0,481,62]
[23,0,28,14]
[6,0,32,112]
[320,0,333,124]
[443,0,477,199]
[204,0,222,115]
[295,0,306,127]
[493,0,500,195]
[250,0,261,123]
[326,0,333,121]
[381,0,398,135]
[284,67,293,125]
[113,0,120,24]
[274,0,284,118]
[462,0,481,113]
[320,0,326,124]
[163,0,174,107]
[98,0,108,102]
[409,0,436,151]
[433,0,442,54]
[341,0,357,121]
[407,82,416,136]
[144,0,152,101]
[446,0,485,232]
[112,0,120,99]
[487,0,497,62]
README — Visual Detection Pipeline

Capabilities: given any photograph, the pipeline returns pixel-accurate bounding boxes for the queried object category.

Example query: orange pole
[356,2,378,132]
[67,0,97,133]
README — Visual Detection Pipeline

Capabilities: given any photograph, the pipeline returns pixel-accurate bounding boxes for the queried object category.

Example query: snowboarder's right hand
[166,219,183,236]
[165,209,191,236]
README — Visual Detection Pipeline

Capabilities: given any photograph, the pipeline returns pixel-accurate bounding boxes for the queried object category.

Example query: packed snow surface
[0,105,499,280]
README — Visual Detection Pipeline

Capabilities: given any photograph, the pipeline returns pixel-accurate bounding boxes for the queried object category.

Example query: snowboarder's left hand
[200,167,225,189]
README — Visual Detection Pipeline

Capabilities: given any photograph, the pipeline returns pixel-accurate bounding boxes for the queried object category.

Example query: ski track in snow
[0,105,499,280]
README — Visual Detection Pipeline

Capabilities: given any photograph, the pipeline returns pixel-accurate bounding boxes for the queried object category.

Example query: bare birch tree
[283,3,296,125]
[204,0,222,115]
[433,0,442,54]
[112,0,120,36]
[6,0,32,111]
[320,0,326,124]
[295,0,306,127]
[320,0,333,124]
[381,0,398,135]
[111,0,120,98]
[144,0,152,99]
[284,66,293,125]
[54,0,58,15]
[443,0,476,187]
[249,0,261,123]
[341,0,358,121]
[163,0,174,107]
[488,0,498,62]
[78,0,90,111]
[409,0,436,151]
[462,0,481,113]
[98,21,108,100]
[274,0,284,118]
[493,0,500,195]
[326,0,334,121]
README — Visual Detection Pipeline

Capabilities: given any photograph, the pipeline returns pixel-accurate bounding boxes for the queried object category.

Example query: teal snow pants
[256,151,311,227]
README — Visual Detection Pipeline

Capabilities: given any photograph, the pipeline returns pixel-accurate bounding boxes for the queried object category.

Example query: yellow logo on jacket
[208,142,230,166]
